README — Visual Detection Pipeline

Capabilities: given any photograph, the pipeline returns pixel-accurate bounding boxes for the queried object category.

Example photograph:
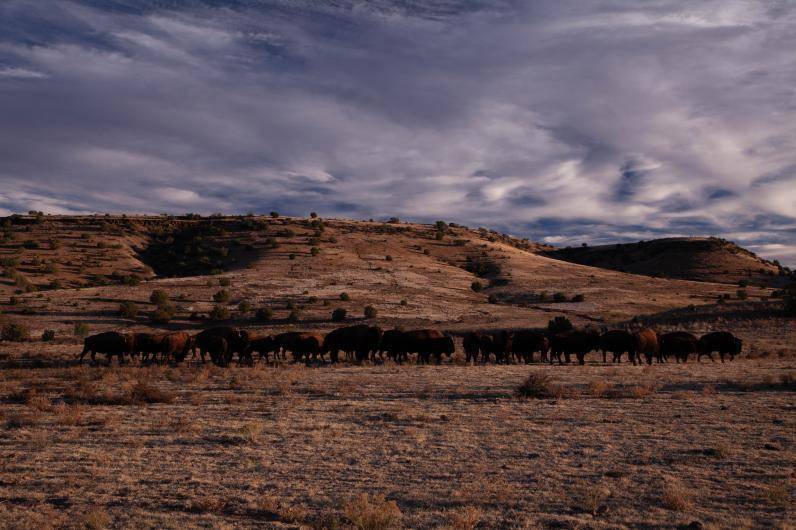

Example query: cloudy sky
[1,1,794,264]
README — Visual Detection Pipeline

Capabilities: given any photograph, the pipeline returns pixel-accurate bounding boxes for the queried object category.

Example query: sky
[0,1,795,265]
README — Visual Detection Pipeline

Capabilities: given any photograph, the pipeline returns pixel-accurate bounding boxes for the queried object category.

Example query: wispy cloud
[0,0,794,265]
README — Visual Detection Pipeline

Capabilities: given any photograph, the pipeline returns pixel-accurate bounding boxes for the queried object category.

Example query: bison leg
[577,352,586,366]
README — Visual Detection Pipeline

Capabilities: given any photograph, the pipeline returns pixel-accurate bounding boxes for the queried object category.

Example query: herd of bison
[78,322,743,368]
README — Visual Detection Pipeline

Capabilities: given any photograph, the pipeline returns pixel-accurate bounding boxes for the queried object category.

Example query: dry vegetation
[0,214,794,528]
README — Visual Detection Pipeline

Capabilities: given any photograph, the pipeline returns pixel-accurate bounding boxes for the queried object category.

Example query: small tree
[256,307,274,321]
[270,211,279,218]
[310,246,321,256]
[364,305,377,319]
[73,322,90,338]
[471,281,483,292]
[41,329,56,342]
[149,290,169,307]
[209,305,230,321]
[340,292,351,301]
[332,308,347,322]
[287,309,300,322]
[238,300,252,314]
[118,301,139,318]
[310,212,318,218]
[213,289,230,303]
[151,303,176,323]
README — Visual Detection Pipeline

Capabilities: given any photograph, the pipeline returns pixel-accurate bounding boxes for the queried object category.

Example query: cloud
[0,0,795,265]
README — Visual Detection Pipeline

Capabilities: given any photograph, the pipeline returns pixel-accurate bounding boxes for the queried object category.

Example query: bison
[698,331,741,363]
[379,329,409,363]
[248,335,282,363]
[130,332,164,364]
[159,332,193,364]
[598,330,634,363]
[279,332,326,364]
[549,329,600,365]
[194,326,250,366]
[632,328,660,365]
[479,331,512,364]
[462,332,482,364]
[79,331,134,365]
[658,331,698,363]
[511,330,549,364]
[401,329,455,364]
[323,325,382,363]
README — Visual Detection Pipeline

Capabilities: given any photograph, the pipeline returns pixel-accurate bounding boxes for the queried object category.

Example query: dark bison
[380,329,409,363]
[205,336,228,365]
[598,330,634,363]
[479,331,512,364]
[323,325,382,363]
[632,328,660,365]
[79,332,134,365]
[511,330,549,364]
[248,335,282,362]
[549,329,600,365]
[698,331,741,362]
[130,332,164,363]
[658,331,698,363]
[194,326,250,366]
[462,332,482,364]
[278,332,325,364]
[400,329,455,364]
[159,332,193,364]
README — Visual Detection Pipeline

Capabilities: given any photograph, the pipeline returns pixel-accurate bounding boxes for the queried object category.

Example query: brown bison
[549,329,600,365]
[79,331,134,365]
[323,325,382,363]
[379,329,409,363]
[658,331,698,363]
[511,330,549,364]
[159,332,193,364]
[698,331,741,362]
[194,326,250,366]
[632,328,660,365]
[279,332,326,364]
[598,330,634,363]
[130,332,164,363]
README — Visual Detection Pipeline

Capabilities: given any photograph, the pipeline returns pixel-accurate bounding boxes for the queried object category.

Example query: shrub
[255,307,274,321]
[73,322,90,338]
[270,211,279,218]
[209,305,230,321]
[343,493,402,530]
[310,246,320,256]
[553,292,567,302]
[340,292,351,301]
[332,308,347,322]
[571,294,585,302]
[471,281,483,292]
[23,240,40,250]
[364,305,377,319]
[310,212,317,218]
[388,217,400,223]
[289,253,296,260]
[736,289,748,300]
[738,279,749,287]
[385,254,393,261]
[213,289,230,303]
[238,300,252,313]
[487,294,498,304]
[151,304,176,323]
[435,231,444,241]
[49,279,62,289]
[548,316,573,334]
[400,299,408,306]
[41,329,56,342]
[149,289,170,306]
[516,373,561,399]
[1,322,30,342]
[118,301,139,318]
[287,309,300,322]
[219,277,231,287]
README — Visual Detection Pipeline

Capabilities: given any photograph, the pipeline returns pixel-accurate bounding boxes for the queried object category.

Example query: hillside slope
[544,237,789,287]
[0,215,771,342]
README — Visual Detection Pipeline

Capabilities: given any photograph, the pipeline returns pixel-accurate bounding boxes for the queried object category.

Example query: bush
[270,211,279,218]
[118,301,139,318]
[738,279,749,287]
[340,292,351,301]
[310,246,321,256]
[49,279,62,289]
[388,217,400,223]
[364,305,377,319]
[332,308,347,322]
[471,281,483,292]
[310,212,317,218]
[209,305,230,321]
[289,253,296,260]
[219,277,231,287]
[571,294,585,302]
[149,290,169,306]
[385,254,393,262]
[23,240,40,250]
[238,300,252,313]
[255,307,274,321]
[548,316,573,334]
[343,493,402,530]
[553,292,568,302]
[400,299,408,306]
[487,294,498,304]
[1,322,30,342]
[435,231,444,241]
[213,290,230,303]
[287,309,300,322]
[516,373,561,399]
[151,304,176,323]
[73,322,90,338]
[736,289,748,300]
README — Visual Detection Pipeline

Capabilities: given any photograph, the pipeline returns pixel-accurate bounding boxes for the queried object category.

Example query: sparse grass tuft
[446,506,482,530]
[82,509,112,530]
[516,372,562,399]
[343,493,402,530]
[661,481,692,511]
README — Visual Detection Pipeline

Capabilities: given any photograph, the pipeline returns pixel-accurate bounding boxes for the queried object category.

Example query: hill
[0,214,778,341]
[543,236,790,287]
